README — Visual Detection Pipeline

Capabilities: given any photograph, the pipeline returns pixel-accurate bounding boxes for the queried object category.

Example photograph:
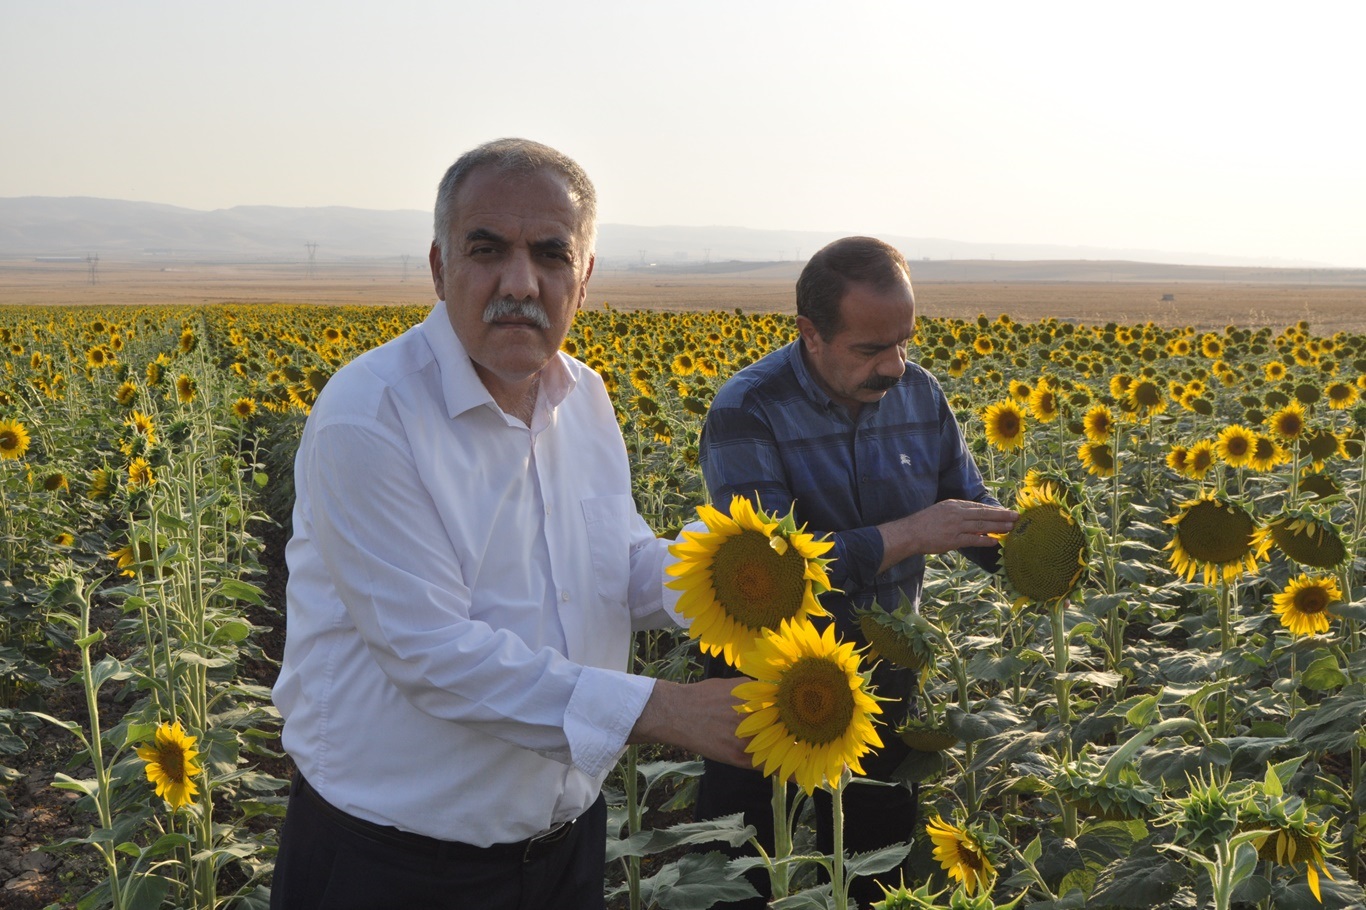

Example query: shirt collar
[425,301,576,420]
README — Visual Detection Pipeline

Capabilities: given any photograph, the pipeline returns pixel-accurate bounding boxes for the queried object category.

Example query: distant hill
[0,196,1355,278]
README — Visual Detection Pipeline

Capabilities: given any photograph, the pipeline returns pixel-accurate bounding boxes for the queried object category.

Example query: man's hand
[628,677,753,769]
[879,499,1018,571]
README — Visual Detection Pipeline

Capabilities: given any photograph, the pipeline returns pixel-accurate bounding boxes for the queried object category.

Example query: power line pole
[86,253,99,285]
[401,253,411,282]
[305,242,318,279]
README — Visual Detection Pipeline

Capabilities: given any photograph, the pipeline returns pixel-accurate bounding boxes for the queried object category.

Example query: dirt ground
[2,258,1365,334]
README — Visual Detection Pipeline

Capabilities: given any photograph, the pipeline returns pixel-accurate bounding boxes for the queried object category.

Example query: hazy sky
[4,2,1363,266]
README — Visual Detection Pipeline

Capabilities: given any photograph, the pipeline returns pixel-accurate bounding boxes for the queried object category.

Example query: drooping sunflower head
[0,418,31,460]
[997,482,1088,605]
[1166,444,1190,475]
[1164,493,1267,585]
[1299,427,1345,469]
[127,457,155,490]
[1271,573,1342,637]
[1255,510,1347,569]
[175,373,197,404]
[667,496,833,667]
[857,602,939,672]
[135,720,202,809]
[1298,472,1340,499]
[924,815,996,897]
[114,380,138,407]
[1028,381,1060,423]
[981,400,1026,451]
[733,620,883,795]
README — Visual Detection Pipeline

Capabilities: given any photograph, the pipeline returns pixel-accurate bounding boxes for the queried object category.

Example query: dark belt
[294,775,578,864]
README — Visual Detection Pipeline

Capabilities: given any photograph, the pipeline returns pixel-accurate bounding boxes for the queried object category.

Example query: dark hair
[433,138,597,261]
[795,236,911,340]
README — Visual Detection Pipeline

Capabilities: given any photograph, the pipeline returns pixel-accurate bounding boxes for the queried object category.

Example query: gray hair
[433,138,597,266]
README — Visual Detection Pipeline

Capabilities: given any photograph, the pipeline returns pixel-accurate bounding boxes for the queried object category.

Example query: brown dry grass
[3,259,1365,333]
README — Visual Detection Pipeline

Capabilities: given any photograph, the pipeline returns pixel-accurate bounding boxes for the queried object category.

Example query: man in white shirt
[271,139,750,910]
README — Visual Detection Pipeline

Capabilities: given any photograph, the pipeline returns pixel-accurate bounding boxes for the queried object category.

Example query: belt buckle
[523,818,574,862]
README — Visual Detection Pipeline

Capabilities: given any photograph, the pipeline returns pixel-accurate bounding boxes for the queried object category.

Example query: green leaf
[87,655,128,690]
[1088,851,1186,908]
[51,773,100,798]
[123,722,157,750]
[1022,834,1043,865]
[253,472,269,488]
[605,813,754,863]
[637,852,763,910]
[121,872,174,910]
[842,843,911,876]
[215,579,265,606]
[1126,693,1161,729]
[75,630,107,649]
[1301,654,1347,691]
[210,620,253,644]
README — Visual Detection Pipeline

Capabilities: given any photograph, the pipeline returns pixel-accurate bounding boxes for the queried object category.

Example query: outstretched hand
[880,499,1018,570]
[628,677,753,769]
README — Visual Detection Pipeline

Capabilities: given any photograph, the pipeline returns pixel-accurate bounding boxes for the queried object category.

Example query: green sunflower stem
[1216,580,1235,739]
[1050,598,1078,841]
[831,771,848,910]
[768,775,793,899]
[950,648,981,814]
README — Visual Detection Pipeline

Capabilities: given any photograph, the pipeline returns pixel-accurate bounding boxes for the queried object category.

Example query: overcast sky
[3,2,1363,266]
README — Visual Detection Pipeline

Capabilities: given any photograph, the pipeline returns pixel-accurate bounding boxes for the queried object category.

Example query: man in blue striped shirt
[696,236,1016,907]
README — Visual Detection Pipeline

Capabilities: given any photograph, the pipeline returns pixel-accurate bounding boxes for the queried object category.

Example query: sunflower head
[857,603,939,672]
[733,620,883,795]
[896,717,960,754]
[1271,573,1342,637]
[924,815,996,897]
[1077,441,1116,478]
[1216,424,1256,467]
[136,720,202,809]
[996,482,1088,605]
[1164,494,1267,586]
[0,418,31,460]
[981,400,1026,452]
[1257,510,1347,569]
[667,496,833,667]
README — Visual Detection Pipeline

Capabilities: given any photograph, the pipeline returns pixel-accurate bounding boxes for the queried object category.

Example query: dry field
[2,258,1364,333]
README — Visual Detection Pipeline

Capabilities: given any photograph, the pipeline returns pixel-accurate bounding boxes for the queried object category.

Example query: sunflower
[1252,817,1336,901]
[1127,378,1167,416]
[1077,441,1116,478]
[136,721,201,809]
[1215,424,1256,468]
[1165,494,1267,585]
[125,410,157,445]
[1272,574,1342,637]
[924,816,996,897]
[1082,405,1114,444]
[1267,401,1307,441]
[1255,511,1346,569]
[175,374,197,403]
[1300,428,1345,470]
[1184,440,1216,480]
[0,418,31,460]
[87,467,112,500]
[42,472,69,493]
[231,397,257,420]
[1166,445,1190,475]
[128,457,155,489]
[733,620,882,795]
[1247,434,1287,473]
[858,604,938,672]
[1325,380,1358,410]
[1008,379,1032,401]
[667,496,833,667]
[996,482,1088,605]
[1264,361,1288,381]
[1028,381,1060,423]
[981,400,1026,451]
[52,531,74,547]
[114,380,138,407]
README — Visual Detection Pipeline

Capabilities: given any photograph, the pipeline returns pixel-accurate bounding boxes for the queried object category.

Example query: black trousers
[697,653,919,909]
[270,776,607,910]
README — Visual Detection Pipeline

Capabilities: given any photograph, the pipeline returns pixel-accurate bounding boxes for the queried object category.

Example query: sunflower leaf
[842,843,911,876]
[633,852,763,910]
[1301,654,1347,691]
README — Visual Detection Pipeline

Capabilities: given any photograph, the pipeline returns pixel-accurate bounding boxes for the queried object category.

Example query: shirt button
[545,505,552,516]
[561,590,571,602]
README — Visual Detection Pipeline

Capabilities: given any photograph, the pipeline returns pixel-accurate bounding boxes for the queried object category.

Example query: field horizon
[2,257,1364,333]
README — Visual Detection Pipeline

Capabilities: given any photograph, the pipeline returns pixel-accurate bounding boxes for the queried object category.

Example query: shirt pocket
[580,494,634,607]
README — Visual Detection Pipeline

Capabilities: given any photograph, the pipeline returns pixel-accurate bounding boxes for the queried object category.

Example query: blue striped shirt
[699,339,998,638]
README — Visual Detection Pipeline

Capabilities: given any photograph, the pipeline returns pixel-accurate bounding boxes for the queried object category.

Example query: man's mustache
[482,298,551,329]
[861,375,899,392]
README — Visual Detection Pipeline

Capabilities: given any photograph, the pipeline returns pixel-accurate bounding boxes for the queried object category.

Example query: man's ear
[795,314,822,353]
[429,242,446,301]
[576,255,596,310]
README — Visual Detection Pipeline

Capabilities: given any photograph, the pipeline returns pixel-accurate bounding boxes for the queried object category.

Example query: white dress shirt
[273,301,672,846]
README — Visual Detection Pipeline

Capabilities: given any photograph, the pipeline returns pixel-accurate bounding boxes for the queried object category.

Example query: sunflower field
[3,303,1366,909]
